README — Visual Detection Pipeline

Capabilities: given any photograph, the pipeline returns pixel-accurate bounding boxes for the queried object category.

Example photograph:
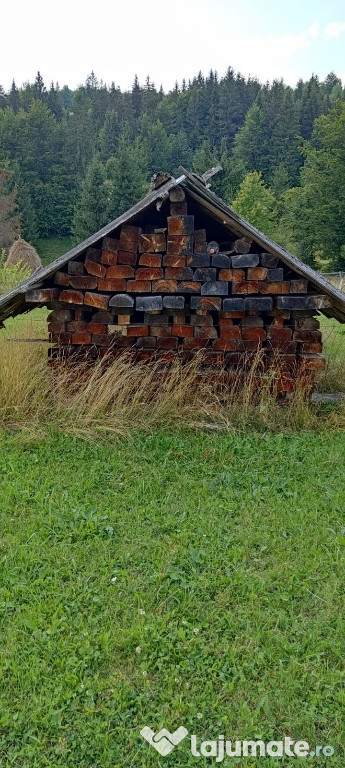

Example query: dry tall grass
[1,309,344,438]
[0,327,335,438]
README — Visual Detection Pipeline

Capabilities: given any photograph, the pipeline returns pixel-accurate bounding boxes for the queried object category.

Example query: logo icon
[140,725,189,756]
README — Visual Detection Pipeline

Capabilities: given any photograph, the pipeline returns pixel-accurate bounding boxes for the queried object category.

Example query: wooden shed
[1,168,345,395]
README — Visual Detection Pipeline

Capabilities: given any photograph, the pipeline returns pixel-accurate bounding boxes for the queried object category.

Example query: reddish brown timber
[25,288,59,303]
[232,281,258,294]
[101,250,117,266]
[84,292,109,309]
[258,281,290,294]
[167,216,194,235]
[139,254,162,267]
[69,276,98,290]
[98,278,127,292]
[54,272,70,286]
[152,279,178,293]
[117,250,137,265]
[107,265,135,279]
[167,235,193,256]
[85,259,106,278]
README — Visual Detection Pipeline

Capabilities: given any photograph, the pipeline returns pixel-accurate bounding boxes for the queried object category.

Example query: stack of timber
[22,186,330,394]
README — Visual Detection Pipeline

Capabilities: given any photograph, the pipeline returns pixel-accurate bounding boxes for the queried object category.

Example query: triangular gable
[0,169,345,323]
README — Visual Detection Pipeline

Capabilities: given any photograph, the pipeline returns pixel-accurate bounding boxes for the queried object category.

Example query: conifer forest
[1,68,345,268]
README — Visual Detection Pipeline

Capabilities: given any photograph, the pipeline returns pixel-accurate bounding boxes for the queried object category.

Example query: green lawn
[0,428,344,766]
[36,237,76,267]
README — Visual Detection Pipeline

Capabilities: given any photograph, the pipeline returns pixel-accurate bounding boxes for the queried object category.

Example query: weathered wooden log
[212,253,231,268]
[169,186,186,202]
[84,292,109,309]
[127,280,151,292]
[59,290,84,304]
[219,269,245,282]
[135,296,163,312]
[117,251,137,265]
[258,281,290,294]
[119,225,141,252]
[85,259,106,278]
[98,278,127,292]
[167,235,194,256]
[187,253,210,267]
[167,216,194,235]
[290,279,308,293]
[54,272,70,286]
[69,276,98,290]
[106,265,134,279]
[139,233,166,253]
[260,253,279,268]
[267,268,284,281]
[233,237,252,254]
[247,267,268,280]
[68,261,84,275]
[109,294,134,308]
[232,254,259,268]
[152,279,178,293]
[136,267,163,280]
[101,237,119,254]
[162,296,185,309]
[201,281,228,296]
[232,281,259,294]
[101,250,117,266]
[139,254,162,267]
[222,298,245,311]
[190,296,222,310]
[165,267,193,280]
[170,201,188,216]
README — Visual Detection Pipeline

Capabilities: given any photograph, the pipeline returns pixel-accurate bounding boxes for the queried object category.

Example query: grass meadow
[0,308,345,766]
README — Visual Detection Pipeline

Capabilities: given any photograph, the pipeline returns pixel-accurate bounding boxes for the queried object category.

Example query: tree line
[0,68,345,268]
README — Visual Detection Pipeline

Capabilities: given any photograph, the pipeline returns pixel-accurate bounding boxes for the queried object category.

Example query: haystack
[5,238,42,274]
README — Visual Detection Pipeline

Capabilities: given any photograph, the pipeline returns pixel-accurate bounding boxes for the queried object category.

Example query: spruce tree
[8,81,21,113]
[105,137,148,220]
[72,156,108,241]
[231,171,278,237]
[98,109,121,161]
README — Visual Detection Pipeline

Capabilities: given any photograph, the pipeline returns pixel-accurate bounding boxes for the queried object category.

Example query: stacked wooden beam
[25,186,329,392]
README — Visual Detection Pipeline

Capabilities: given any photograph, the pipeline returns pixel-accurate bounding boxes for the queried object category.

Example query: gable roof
[1,168,345,323]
